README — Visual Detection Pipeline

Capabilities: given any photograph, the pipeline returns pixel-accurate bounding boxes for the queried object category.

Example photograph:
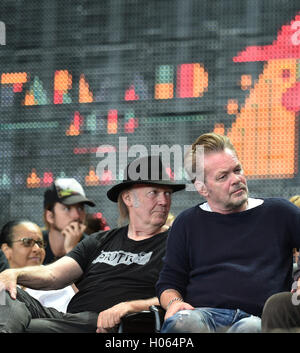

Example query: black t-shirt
[66,226,168,314]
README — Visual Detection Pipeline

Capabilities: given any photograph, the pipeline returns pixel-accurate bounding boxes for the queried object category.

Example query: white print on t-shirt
[92,250,153,266]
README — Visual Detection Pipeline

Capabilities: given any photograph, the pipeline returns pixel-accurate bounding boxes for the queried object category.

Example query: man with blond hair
[157,132,300,333]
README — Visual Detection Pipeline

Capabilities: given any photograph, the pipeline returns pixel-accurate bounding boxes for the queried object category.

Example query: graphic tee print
[92,250,153,266]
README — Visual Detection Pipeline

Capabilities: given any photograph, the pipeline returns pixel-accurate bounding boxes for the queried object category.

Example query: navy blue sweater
[156,198,300,316]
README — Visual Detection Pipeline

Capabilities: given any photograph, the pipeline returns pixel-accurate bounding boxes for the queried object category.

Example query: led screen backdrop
[0,0,299,228]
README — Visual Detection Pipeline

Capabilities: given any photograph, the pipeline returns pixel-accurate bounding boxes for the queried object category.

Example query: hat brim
[60,194,95,207]
[107,180,186,202]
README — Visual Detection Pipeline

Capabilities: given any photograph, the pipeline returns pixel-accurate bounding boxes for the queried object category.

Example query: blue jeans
[161,308,261,333]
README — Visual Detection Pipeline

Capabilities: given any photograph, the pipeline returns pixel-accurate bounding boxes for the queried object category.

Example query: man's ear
[194,180,208,198]
[45,209,55,225]
[121,190,132,207]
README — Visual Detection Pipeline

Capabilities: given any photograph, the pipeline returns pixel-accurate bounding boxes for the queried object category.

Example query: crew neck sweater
[156,198,300,316]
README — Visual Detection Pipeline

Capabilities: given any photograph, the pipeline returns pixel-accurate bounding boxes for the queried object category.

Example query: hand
[62,221,86,253]
[96,302,133,333]
[0,269,18,300]
[164,301,195,321]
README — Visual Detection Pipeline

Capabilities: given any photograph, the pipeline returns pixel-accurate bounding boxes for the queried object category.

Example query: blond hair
[117,192,130,227]
[184,132,237,183]
[290,195,300,208]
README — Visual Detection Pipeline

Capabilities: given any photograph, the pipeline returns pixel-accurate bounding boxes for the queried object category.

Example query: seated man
[0,155,185,333]
[156,133,300,333]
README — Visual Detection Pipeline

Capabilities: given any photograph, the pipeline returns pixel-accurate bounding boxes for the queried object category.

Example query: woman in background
[0,219,75,312]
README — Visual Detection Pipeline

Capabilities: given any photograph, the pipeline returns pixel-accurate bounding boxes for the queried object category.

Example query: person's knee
[262,292,292,325]
[262,292,298,332]
[162,309,213,333]
[263,292,292,314]
[26,318,55,333]
[0,291,31,332]
[228,316,261,333]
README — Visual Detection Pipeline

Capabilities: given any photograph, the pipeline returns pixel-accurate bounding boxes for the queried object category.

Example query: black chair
[118,305,165,333]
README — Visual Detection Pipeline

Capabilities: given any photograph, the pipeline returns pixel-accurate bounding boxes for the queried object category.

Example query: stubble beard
[228,189,248,211]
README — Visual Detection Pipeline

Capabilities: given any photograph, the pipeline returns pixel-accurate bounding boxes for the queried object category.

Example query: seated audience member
[156,132,300,333]
[159,212,175,233]
[0,249,9,272]
[0,220,75,312]
[0,155,185,333]
[84,213,110,235]
[42,178,96,264]
[260,195,300,332]
[165,213,175,229]
[261,292,300,332]
[290,195,300,208]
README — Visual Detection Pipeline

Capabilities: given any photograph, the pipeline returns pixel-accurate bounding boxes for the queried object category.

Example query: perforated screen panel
[0,0,299,228]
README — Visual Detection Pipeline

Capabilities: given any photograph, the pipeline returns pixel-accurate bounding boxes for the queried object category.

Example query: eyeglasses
[11,237,47,249]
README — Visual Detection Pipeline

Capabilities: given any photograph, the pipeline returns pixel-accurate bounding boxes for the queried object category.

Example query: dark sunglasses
[11,237,47,249]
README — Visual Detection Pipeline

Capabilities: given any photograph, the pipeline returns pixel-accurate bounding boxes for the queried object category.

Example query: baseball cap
[44,178,96,209]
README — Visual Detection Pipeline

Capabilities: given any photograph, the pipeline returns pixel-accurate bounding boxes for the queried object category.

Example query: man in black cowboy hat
[0,155,185,333]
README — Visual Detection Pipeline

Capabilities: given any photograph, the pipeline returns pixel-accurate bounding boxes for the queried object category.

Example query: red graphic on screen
[66,111,84,136]
[218,13,300,179]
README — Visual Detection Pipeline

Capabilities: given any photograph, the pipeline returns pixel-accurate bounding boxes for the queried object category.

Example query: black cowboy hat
[107,155,186,202]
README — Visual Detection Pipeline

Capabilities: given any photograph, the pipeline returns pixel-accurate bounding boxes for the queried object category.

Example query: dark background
[0,0,299,229]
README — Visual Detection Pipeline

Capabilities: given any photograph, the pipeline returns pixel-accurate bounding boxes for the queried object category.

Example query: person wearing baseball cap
[43,178,95,264]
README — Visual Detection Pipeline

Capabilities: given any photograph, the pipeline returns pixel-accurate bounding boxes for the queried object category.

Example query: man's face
[198,148,248,214]
[50,202,86,231]
[127,184,172,228]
